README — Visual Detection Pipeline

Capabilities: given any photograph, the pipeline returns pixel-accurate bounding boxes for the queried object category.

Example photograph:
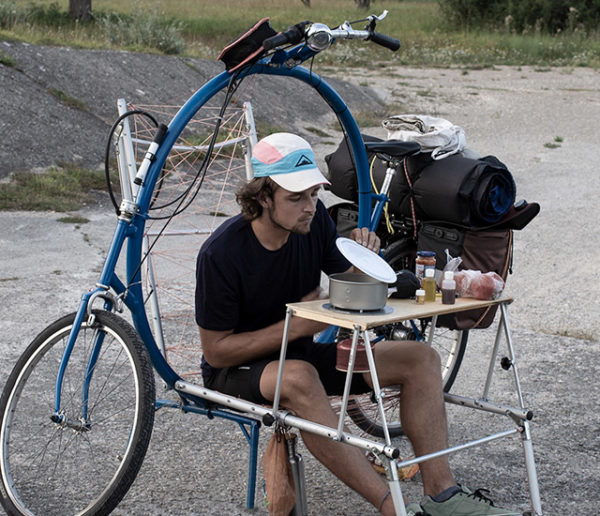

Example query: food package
[454,270,505,300]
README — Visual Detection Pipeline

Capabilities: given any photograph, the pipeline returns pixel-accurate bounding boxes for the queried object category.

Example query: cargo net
[117,98,257,381]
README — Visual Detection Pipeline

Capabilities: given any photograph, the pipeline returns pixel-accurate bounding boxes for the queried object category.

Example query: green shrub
[24,2,71,28]
[98,9,185,54]
[439,0,600,33]
[0,0,19,29]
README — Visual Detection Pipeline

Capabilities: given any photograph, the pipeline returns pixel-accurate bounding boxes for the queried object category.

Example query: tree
[69,0,92,21]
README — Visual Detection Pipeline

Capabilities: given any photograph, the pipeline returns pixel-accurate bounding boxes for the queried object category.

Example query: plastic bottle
[441,270,456,305]
[415,289,425,305]
[415,251,436,283]
[422,268,437,302]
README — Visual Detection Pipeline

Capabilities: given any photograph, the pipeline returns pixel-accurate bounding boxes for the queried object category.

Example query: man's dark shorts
[203,340,371,405]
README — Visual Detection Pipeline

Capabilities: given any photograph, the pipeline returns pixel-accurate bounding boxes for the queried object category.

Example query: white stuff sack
[382,114,466,160]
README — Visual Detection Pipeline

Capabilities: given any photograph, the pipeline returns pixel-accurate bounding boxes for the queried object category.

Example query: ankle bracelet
[378,489,391,512]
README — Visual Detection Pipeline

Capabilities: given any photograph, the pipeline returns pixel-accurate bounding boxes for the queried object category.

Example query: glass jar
[415,251,436,283]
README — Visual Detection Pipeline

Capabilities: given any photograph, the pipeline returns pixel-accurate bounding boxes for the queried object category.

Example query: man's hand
[349,227,380,254]
[301,287,325,302]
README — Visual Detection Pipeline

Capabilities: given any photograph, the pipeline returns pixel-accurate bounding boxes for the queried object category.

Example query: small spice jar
[415,251,436,283]
[415,289,426,304]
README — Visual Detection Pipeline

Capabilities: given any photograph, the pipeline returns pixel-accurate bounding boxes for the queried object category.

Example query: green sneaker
[420,487,520,516]
[406,502,430,516]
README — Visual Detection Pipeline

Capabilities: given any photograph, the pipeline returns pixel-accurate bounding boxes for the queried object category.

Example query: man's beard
[268,209,313,235]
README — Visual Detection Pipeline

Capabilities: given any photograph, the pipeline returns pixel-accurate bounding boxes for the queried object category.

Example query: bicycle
[0,12,539,516]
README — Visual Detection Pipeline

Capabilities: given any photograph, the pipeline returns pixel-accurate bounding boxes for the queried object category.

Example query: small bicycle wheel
[346,327,468,438]
[0,310,155,516]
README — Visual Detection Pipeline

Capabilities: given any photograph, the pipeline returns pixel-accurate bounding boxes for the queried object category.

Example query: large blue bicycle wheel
[0,311,155,516]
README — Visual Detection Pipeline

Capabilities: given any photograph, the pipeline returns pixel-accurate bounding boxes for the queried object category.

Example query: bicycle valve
[134,123,168,186]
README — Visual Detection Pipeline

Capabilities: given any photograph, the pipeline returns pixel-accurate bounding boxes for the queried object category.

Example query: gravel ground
[1,65,599,515]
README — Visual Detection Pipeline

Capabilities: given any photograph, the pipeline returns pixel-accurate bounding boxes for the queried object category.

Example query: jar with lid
[415,251,436,283]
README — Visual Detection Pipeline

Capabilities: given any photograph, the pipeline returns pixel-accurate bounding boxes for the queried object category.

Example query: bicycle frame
[53,43,381,415]
[28,30,543,516]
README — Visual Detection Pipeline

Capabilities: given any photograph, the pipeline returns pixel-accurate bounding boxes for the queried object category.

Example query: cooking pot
[329,272,388,311]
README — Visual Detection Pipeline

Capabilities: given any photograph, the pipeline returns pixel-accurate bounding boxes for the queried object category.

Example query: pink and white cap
[251,133,330,192]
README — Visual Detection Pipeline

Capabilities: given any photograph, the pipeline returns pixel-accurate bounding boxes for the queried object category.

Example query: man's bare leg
[368,340,457,498]
[260,360,396,515]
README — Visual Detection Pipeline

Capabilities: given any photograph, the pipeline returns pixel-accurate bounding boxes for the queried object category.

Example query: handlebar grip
[262,22,307,51]
[368,31,400,51]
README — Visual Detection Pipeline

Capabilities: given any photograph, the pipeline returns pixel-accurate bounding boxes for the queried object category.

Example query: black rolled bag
[324,135,516,227]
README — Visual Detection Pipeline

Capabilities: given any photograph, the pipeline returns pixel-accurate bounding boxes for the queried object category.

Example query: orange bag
[262,428,295,515]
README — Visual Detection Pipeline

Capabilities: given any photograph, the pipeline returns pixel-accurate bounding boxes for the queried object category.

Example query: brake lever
[368,10,389,23]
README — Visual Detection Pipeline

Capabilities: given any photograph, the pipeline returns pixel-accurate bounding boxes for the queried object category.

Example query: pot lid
[335,237,397,284]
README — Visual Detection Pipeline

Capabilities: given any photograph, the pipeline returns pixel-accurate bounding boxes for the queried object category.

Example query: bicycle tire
[0,310,155,516]
[345,238,468,438]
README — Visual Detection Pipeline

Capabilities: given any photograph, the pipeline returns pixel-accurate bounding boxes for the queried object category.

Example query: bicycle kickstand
[286,433,308,516]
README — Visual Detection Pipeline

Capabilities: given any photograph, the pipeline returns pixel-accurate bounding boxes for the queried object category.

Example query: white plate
[335,237,397,284]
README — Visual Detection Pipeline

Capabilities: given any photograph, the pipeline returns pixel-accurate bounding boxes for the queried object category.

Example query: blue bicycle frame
[53,42,386,417]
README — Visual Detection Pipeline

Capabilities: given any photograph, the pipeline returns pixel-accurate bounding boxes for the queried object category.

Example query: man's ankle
[430,485,461,502]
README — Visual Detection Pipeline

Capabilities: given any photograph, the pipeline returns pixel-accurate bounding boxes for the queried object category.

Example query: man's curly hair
[235,177,279,220]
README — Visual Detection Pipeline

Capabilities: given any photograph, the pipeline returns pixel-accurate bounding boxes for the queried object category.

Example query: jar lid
[417,251,436,257]
[425,268,435,277]
[416,289,425,295]
[444,270,454,280]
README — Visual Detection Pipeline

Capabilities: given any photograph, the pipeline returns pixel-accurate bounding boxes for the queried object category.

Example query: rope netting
[119,97,257,381]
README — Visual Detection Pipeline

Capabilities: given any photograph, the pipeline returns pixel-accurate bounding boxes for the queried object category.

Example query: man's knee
[373,340,442,386]
[260,360,326,408]
[277,360,326,406]
[419,343,442,370]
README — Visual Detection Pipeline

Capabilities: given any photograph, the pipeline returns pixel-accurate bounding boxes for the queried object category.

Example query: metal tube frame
[176,300,543,516]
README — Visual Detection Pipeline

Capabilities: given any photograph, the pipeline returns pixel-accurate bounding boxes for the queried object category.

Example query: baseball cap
[251,133,331,192]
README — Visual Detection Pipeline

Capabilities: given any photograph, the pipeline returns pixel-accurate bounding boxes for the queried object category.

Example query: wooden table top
[286,296,512,330]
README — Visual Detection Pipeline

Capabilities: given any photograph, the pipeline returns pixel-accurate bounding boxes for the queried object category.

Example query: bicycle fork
[52,216,134,426]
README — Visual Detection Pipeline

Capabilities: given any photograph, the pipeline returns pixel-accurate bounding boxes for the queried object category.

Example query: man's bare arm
[199,288,327,368]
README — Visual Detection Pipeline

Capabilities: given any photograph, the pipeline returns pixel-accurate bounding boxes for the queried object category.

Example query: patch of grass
[48,88,88,111]
[0,165,112,211]
[305,126,331,138]
[539,326,596,341]
[254,118,287,139]
[416,89,436,98]
[543,142,560,149]
[0,49,15,66]
[3,0,600,67]
[57,215,89,224]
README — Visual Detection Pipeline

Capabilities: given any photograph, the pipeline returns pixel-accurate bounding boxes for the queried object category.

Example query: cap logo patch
[295,154,313,167]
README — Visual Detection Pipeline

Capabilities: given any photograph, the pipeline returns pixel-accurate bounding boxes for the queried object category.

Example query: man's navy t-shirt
[195,200,350,379]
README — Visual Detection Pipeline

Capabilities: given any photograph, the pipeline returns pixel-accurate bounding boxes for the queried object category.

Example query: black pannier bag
[324,135,516,227]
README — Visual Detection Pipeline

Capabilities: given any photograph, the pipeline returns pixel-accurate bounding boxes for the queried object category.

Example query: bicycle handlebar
[262,21,309,51]
[262,12,400,54]
[367,31,400,51]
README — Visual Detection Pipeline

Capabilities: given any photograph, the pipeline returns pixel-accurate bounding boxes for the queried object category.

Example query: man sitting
[195,132,518,515]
